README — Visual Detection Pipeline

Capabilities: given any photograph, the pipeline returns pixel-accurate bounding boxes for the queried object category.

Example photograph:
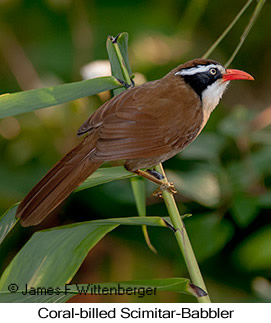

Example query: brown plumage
[16,58,254,226]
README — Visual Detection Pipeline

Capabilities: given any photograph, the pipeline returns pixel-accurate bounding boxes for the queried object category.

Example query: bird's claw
[153,181,177,198]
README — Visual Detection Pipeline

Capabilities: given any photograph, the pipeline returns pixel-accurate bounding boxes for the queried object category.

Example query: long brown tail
[16,133,102,227]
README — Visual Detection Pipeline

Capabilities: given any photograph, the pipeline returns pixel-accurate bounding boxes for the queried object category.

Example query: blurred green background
[0,0,271,302]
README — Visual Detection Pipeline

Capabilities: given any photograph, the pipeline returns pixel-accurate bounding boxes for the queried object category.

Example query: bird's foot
[153,181,177,198]
[147,169,164,180]
[129,169,176,197]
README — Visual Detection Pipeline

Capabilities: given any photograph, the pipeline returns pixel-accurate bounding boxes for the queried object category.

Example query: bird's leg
[146,168,164,180]
[132,169,177,195]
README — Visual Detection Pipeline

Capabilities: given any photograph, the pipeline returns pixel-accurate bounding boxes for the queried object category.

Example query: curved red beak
[223,69,254,82]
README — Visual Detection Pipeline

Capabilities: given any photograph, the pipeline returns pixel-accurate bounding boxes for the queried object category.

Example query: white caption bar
[1,303,270,322]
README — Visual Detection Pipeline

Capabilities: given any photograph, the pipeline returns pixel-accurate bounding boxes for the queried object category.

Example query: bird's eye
[209,68,217,75]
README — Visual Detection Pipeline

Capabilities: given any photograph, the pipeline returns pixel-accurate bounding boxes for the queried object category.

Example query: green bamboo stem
[202,0,253,59]
[202,0,266,67]
[225,0,266,67]
[111,39,132,86]
[155,164,211,303]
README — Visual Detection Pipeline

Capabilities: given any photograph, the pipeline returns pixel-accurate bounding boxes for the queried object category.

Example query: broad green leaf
[0,223,117,290]
[234,226,271,271]
[0,76,122,118]
[231,193,259,227]
[0,203,19,244]
[180,133,226,162]
[250,146,271,175]
[218,105,253,138]
[0,291,71,303]
[107,37,124,96]
[107,36,123,79]
[0,217,167,289]
[75,166,135,192]
[0,277,200,303]
[226,146,271,191]
[186,213,234,262]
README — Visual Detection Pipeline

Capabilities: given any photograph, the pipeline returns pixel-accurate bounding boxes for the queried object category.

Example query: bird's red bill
[223,69,254,82]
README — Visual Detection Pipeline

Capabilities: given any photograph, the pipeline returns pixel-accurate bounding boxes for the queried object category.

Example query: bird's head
[175,58,254,114]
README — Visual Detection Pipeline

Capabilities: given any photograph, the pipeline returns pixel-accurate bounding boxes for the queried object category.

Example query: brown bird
[16,58,254,226]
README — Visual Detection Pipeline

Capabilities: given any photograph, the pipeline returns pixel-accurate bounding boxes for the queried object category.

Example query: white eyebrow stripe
[175,64,220,76]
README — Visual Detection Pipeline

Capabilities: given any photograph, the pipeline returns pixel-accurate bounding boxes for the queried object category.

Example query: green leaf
[0,223,117,290]
[180,133,226,162]
[107,37,124,96]
[75,166,135,192]
[0,291,71,303]
[226,146,271,191]
[130,177,146,217]
[106,33,132,96]
[231,193,259,227]
[68,277,196,295]
[250,146,271,175]
[116,32,132,76]
[0,217,167,289]
[0,277,198,303]
[234,226,271,271]
[0,203,19,244]
[218,105,253,138]
[186,214,234,262]
[130,177,157,253]
[0,76,122,118]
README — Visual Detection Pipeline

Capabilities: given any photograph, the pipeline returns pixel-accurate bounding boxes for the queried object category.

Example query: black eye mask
[182,68,223,99]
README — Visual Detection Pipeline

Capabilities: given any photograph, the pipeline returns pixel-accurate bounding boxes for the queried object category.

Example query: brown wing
[77,80,160,137]
[78,76,203,161]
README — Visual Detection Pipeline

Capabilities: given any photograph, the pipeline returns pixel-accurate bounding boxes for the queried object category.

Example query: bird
[16,58,254,227]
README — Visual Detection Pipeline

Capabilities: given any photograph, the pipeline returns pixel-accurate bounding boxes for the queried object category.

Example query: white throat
[201,80,229,122]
